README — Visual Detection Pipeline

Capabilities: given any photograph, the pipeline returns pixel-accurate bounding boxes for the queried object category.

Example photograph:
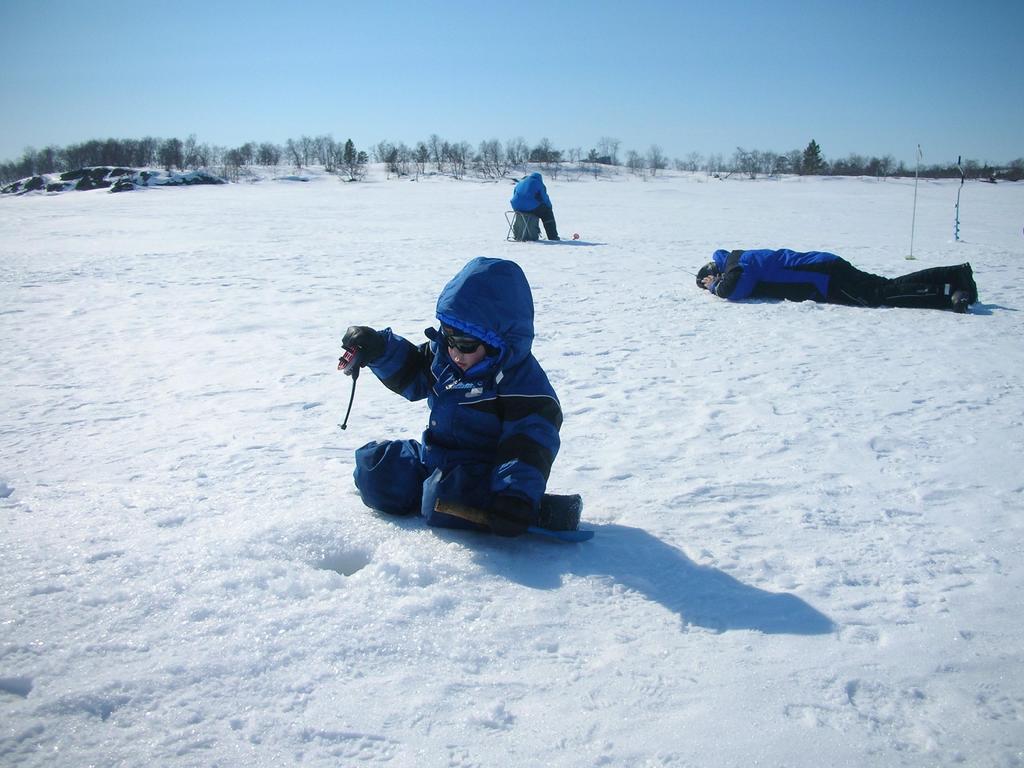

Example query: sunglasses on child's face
[441,326,482,353]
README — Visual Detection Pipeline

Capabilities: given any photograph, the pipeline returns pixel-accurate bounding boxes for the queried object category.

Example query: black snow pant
[822,260,976,310]
[529,203,560,241]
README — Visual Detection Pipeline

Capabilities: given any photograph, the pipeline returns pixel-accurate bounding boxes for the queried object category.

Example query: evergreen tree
[801,139,825,175]
[341,139,366,181]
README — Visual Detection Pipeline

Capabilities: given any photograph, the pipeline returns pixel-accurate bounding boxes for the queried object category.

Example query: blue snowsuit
[705,248,976,309]
[510,172,553,212]
[708,248,837,301]
[353,257,562,530]
[510,173,559,240]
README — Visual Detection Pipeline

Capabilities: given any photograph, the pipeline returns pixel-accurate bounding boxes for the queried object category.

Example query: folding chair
[505,210,541,241]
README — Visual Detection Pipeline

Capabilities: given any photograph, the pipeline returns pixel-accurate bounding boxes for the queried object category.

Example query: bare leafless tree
[373,141,393,164]
[374,141,401,178]
[396,142,412,177]
[647,145,667,176]
[705,153,725,176]
[313,136,338,171]
[445,141,471,179]
[414,142,429,177]
[626,149,645,176]
[531,138,554,164]
[296,136,316,168]
[476,138,508,179]
[784,149,803,175]
[505,137,529,167]
[731,147,762,179]
[256,142,281,166]
[285,139,302,167]
[182,135,201,168]
[598,137,621,166]
[158,138,183,170]
[428,134,444,172]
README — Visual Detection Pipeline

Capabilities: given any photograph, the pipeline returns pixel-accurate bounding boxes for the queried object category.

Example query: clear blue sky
[1,0,1021,166]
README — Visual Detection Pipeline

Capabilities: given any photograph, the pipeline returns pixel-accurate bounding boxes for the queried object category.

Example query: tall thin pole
[954,155,965,242]
[908,144,922,260]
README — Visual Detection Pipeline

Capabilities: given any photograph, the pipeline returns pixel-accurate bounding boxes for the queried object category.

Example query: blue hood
[510,172,551,211]
[435,257,535,368]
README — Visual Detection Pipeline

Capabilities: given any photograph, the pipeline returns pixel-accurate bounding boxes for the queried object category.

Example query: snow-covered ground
[2,168,1023,767]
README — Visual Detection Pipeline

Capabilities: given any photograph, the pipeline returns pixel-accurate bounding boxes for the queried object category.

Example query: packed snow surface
[2,168,1023,767]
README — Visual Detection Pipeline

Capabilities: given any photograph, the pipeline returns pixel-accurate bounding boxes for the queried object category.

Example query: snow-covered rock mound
[1,166,225,195]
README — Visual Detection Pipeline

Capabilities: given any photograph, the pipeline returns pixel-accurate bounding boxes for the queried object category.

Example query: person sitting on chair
[510,172,560,241]
[696,248,978,313]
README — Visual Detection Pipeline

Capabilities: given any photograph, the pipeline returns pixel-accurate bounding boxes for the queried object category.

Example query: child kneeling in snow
[342,257,564,536]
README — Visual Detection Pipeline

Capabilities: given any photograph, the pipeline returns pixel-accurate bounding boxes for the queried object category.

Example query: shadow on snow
[445,522,836,636]
[532,239,605,247]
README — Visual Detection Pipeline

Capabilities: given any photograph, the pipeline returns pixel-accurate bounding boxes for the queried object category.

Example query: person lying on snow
[696,249,978,313]
[342,257,569,536]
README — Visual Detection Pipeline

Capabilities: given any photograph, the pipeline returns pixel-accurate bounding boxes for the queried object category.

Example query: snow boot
[538,494,582,531]
[958,263,978,304]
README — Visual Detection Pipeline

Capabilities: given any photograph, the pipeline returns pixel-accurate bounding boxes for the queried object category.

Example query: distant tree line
[700,140,1022,182]
[2,133,1021,185]
[0,134,370,184]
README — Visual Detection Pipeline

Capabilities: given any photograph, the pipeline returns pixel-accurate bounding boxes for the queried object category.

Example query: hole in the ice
[314,549,371,576]
[0,676,33,698]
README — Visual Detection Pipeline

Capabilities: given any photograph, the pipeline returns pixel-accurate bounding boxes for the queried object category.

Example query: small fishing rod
[337,346,363,430]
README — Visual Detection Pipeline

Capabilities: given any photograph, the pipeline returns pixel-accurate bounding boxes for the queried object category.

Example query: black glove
[488,494,532,537]
[342,325,386,365]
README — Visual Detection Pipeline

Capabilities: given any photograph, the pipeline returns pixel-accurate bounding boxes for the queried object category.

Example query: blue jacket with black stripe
[366,257,561,510]
[709,248,840,301]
